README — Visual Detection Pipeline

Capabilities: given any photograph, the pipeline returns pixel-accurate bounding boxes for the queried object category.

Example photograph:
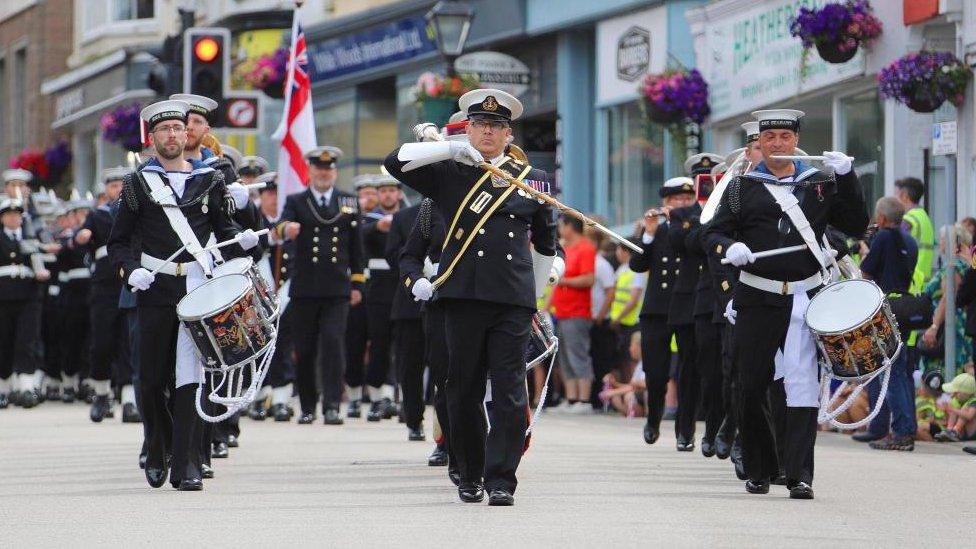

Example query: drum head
[177,274,251,321]
[212,257,254,277]
[806,279,883,334]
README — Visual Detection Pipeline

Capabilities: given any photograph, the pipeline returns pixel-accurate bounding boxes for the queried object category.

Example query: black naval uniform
[703,231,741,461]
[277,187,365,421]
[385,150,558,496]
[704,163,867,488]
[54,228,92,394]
[386,204,425,431]
[259,211,296,421]
[0,227,44,406]
[629,221,677,441]
[362,206,400,418]
[667,204,704,448]
[108,160,240,488]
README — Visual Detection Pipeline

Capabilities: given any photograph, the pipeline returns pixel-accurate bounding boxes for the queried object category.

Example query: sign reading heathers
[689,0,865,122]
[306,16,437,83]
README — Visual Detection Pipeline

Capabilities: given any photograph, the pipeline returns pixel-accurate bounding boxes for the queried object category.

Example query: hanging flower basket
[237,47,288,100]
[101,103,144,152]
[878,51,972,113]
[790,0,882,64]
[640,69,710,127]
[413,72,480,127]
[8,148,50,183]
[44,141,72,181]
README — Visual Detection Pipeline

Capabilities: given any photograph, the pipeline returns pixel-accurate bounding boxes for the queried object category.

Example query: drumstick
[720,244,808,264]
[132,229,271,292]
[201,228,270,252]
[770,154,855,162]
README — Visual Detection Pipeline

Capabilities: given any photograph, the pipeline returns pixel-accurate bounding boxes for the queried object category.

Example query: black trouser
[90,285,129,386]
[264,301,295,388]
[292,297,349,414]
[59,288,91,380]
[425,304,453,461]
[0,299,33,381]
[720,322,738,437]
[137,306,200,481]
[365,300,394,389]
[673,323,698,441]
[695,317,725,442]
[768,378,788,474]
[344,301,368,391]
[640,315,674,430]
[734,303,816,485]
[123,306,145,455]
[442,299,531,493]
[395,318,426,429]
[589,321,618,407]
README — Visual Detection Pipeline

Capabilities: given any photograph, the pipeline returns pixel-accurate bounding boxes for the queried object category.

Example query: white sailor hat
[353,174,378,190]
[0,197,25,215]
[447,110,467,124]
[751,109,805,132]
[3,168,33,184]
[305,146,343,167]
[170,93,218,118]
[239,155,270,176]
[254,171,278,191]
[221,144,243,172]
[659,176,695,198]
[101,166,132,183]
[459,88,523,122]
[140,99,190,131]
[710,162,727,177]
[684,153,724,176]
[373,173,401,189]
[741,121,760,142]
[725,147,746,167]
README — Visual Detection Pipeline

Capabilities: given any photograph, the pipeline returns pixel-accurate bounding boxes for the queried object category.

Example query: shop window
[315,99,355,188]
[357,79,397,162]
[112,0,154,21]
[606,100,667,227]
[841,90,884,210]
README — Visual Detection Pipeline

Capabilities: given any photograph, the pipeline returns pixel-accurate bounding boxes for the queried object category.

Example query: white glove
[725,242,756,267]
[238,229,259,250]
[411,278,434,301]
[724,300,737,325]
[821,151,852,175]
[227,182,250,209]
[549,256,565,285]
[412,123,441,143]
[449,141,484,167]
[128,268,155,291]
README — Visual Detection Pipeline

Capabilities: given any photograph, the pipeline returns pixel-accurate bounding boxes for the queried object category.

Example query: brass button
[331,247,337,252]
[662,283,668,289]
[282,253,289,260]
[661,270,667,275]
[333,227,339,233]
[508,232,514,238]
[477,250,484,257]
[509,214,515,219]
[281,267,287,273]
[662,257,668,263]
[312,246,319,253]
[351,221,357,227]
[506,254,512,260]
[676,257,681,263]
[9,252,15,258]
[478,228,485,235]
[331,257,337,263]
[313,237,319,243]
[312,257,319,263]
[314,227,320,233]
[332,237,338,243]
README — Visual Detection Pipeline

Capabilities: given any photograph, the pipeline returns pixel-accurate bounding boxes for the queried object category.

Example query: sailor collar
[140,157,215,178]
[746,160,819,185]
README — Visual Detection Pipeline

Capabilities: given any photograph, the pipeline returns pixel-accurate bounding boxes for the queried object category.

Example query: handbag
[916,324,945,358]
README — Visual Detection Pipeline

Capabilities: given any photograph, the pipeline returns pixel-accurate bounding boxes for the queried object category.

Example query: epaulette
[727,176,742,215]
[418,198,433,241]
[120,173,140,212]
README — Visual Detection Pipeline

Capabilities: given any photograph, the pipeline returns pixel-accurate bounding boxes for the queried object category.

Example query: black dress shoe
[458,483,485,503]
[788,481,814,499]
[0,393,8,409]
[700,438,716,458]
[44,386,60,402]
[714,435,732,460]
[201,463,214,479]
[488,489,514,506]
[745,479,770,494]
[212,442,229,459]
[385,400,398,420]
[448,468,461,487]
[122,402,142,423]
[79,385,96,404]
[366,400,384,422]
[851,430,886,443]
[145,467,168,488]
[248,401,267,421]
[676,436,694,452]
[227,434,239,448]
[346,400,361,419]
[297,412,315,424]
[177,478,203,491]
[90,395,111,423]
[643,423,659,445]
[408,426,425,441]
[324,408,344,425]
[61,387,76,404]
[20,389,40,409]
[428,445,448,466]
[733,458,748,481]
[963,446,976,455]
[272,404,291,422]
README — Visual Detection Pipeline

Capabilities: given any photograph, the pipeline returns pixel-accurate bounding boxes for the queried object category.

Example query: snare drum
[213,257,278,319]
[177,274,276,370]
[805,279,901,381]
[525,311,558,370]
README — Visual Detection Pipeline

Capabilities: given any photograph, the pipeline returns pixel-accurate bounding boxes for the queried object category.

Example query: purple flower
[44,141,71,177]
[878,51,972,108]
[790,0,883,50]
[640,69,710,124]
[100,103,144,152]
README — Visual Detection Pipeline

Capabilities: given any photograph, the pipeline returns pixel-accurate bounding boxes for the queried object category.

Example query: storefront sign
[455,51,531,97]
[55,88,85,122]
[596,5,667,106]
[932,121,957,156]
[694,0,865,122]
[307,16,437,83]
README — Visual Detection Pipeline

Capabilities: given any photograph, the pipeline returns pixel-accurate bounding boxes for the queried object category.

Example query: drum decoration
[525,311,559,442]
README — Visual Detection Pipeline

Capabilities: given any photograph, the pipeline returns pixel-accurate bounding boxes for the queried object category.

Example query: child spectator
[934,372,976,442]
[599,331,646,418]
[916,371,947,442]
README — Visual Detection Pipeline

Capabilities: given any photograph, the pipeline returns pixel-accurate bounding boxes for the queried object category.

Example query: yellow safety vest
[610,267,642,326]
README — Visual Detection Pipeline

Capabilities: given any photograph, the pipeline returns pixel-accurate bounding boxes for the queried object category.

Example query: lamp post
[425,0,475,77]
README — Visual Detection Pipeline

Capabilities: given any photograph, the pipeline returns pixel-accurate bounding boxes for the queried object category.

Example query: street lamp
[425,0,475,76]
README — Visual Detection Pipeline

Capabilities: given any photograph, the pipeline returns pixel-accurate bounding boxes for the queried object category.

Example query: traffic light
[183,28,230,120]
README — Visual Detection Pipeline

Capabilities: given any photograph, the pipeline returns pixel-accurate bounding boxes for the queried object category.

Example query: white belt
[141,253,194,277]
[0,265,34,278]
[368,258,390,270]
[95,246,108,260]
[58,268,91,282]
[739,271,823,296]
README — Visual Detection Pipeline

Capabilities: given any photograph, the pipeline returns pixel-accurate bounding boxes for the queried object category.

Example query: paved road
[1,401,974,547]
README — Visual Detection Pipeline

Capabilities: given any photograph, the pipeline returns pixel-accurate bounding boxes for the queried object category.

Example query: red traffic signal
[194,37,220,63]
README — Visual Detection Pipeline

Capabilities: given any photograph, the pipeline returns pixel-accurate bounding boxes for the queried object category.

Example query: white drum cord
[817,343,899,430]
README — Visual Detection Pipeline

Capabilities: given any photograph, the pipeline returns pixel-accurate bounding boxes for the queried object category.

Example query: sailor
[344,174,378,419]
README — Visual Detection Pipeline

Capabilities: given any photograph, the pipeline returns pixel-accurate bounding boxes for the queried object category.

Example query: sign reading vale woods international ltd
[455,52,531,97]
[696,0,865,121]
[306,16,437,83]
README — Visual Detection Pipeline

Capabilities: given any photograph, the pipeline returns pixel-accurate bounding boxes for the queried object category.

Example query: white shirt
[166,171,191,199]
[5,228,22,241]
[591,255,616,318]
[310,186,334,208]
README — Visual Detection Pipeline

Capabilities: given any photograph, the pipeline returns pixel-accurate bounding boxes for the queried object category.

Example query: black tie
[320,196,327,209]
